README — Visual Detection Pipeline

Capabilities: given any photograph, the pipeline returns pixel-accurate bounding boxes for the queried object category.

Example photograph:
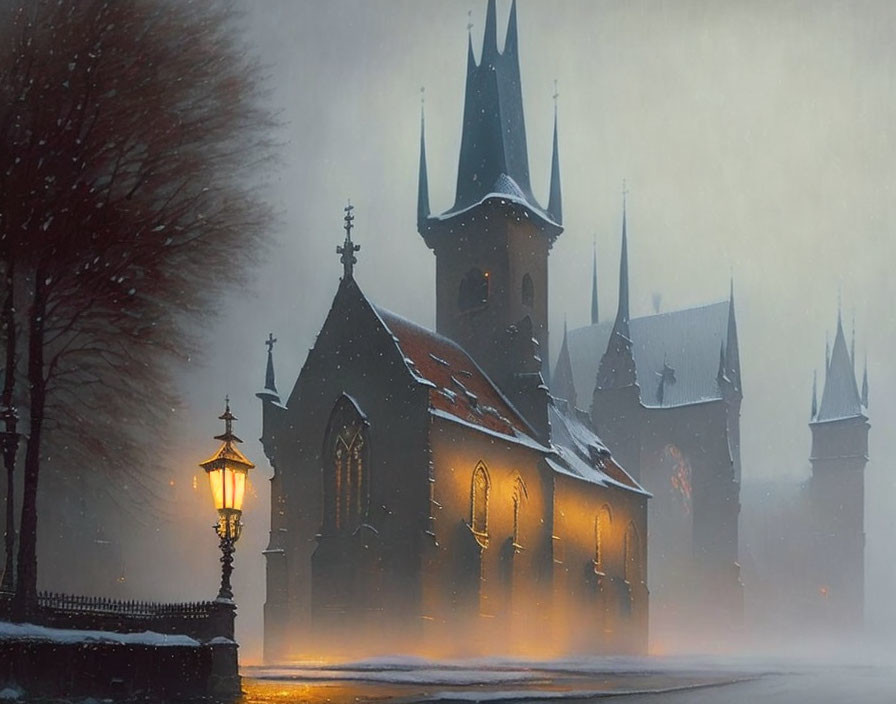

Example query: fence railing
[0,590,234,643]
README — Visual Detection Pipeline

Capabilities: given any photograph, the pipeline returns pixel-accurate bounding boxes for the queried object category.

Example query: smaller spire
[417,87,430,231]
[504,0,519,56]
[552,314,577,409]
[257,333,280,404]
[861,354,869,408]
[547,81,562,225]
[811,370,818,418]
[483,0,498,60]
[726,276,741,392]
[337,200,360,280]
[591,235,599,325]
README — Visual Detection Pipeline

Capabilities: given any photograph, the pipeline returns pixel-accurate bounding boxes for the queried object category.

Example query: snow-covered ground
[243,653,896,703]
[0,620,199,646]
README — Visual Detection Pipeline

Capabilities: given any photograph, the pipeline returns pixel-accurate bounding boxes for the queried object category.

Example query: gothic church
[258,1,648,661]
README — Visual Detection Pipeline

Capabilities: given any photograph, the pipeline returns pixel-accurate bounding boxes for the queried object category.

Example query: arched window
[521,273,534,308]
[471,462,490,537]
[595,504,612,572]
[323,394,369,534]
[458,268,489,311]
[624,522,640,585]
[512,476,527,548]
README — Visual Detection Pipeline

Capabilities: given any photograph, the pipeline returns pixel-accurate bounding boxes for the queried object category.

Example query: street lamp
[200,398,254,602]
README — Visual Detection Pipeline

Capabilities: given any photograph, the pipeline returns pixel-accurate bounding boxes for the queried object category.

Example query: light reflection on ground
[241,658,755,703]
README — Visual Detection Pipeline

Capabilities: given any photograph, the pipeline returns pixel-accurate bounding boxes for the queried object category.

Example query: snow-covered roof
[548,403,646,494]
[565,301,731,409]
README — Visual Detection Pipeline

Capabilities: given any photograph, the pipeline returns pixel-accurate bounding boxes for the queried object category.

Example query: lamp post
[200,398,254,602]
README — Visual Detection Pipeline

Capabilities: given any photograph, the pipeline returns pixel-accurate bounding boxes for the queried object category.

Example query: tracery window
[521,273,534,308]
[471,462,490,538]
[323,394,369,534]
[458,268,489,311]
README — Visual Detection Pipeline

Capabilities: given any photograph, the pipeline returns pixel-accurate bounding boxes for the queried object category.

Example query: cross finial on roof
[265,332,277,354]
[622,179,628,207]
[420,85,425,106]
[553,79,559,105]
[337,200,360,279]
[467,8,473,33]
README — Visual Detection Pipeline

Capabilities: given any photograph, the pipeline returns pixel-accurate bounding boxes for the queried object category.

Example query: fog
[123,0,896,663]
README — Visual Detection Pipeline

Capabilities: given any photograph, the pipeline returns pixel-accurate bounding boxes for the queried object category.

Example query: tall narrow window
[595,504,611,572]
[459,268,489,311]
[471,462,490,537]
[624,522,640,585]
[512,476,527,548]
[521,273,534,308]
[323,394,369,534]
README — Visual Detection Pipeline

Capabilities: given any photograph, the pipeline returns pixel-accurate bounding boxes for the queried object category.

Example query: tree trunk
[13,274,44,617]
[1,259,17,594]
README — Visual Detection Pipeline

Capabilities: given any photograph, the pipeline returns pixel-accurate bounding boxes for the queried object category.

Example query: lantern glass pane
[232,470,247,512]
[207,468,225,511]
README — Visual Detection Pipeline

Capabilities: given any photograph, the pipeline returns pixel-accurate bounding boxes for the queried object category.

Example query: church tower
[808,307,869,630]
[418,0,562,440]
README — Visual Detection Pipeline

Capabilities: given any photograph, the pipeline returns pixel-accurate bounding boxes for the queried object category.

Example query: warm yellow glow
[207,465,247,512]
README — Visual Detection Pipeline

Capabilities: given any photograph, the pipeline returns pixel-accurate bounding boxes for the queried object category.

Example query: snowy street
[242,655,896,703]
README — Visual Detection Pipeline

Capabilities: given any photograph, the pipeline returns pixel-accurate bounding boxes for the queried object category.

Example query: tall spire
[861,354,869,408]
[417,88,430,231]
[483,0,499,59]
[811,369,818,419]
[726,277,741,393]
[816,307,863,422]
[596,186,637,390]
[504,0,519,56]
[617,186,630,328]
[546,82,563,225]
[591,236,599,325]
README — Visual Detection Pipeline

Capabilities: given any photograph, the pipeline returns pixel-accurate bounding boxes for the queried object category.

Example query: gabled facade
[555,206,743,642]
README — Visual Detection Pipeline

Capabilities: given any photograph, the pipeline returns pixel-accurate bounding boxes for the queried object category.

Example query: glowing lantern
[199,397,254,600]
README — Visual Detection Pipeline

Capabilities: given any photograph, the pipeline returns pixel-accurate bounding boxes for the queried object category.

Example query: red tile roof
[375,308,534,440]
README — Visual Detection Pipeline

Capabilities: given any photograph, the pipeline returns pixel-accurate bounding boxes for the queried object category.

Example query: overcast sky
[155,1,896,659]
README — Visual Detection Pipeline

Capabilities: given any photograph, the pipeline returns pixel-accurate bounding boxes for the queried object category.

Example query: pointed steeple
[483,0,499,60]
[726,277,741,393]
[417,89,430,231]
[417,0,560,240]
[596,188,637,390]
[552,318,577,409]
[811,369,818,419]
[591,236,599,325]
[546,84,563,225]
[816,308,863,422]
[861,354,869,408]
[504,0,519,56]
[257,333,281,404]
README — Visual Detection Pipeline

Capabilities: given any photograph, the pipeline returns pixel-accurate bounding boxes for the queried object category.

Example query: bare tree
[0,0,275,613]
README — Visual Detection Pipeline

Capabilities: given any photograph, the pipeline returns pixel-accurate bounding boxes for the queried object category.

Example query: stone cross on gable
[265,332,277,354]
[337,201,360,279]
